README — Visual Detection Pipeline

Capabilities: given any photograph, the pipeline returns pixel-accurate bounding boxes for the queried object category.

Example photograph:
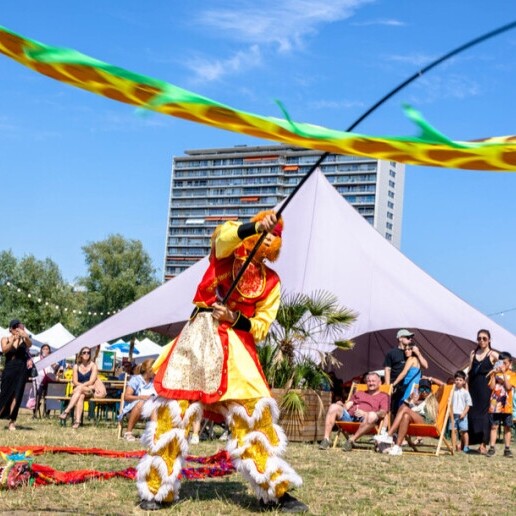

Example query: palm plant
[259,290,356,390]
[258,290,356,437]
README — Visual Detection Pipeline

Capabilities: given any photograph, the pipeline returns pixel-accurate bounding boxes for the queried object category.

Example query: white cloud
[199,0,374,52]
[351,18,405,27]
[408,74,481,104]
[309,99,365,110]
[386,53,437,67]
[186,44,262,83]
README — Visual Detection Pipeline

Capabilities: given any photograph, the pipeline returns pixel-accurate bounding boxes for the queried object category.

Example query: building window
[385,232,392,240]
[388,191,395,198]
[390,162,397,167]
[387,212,393,220]
[386,222,393,230]
[389,169,396,178]
[387,201,394,209]
[389,180,395,188]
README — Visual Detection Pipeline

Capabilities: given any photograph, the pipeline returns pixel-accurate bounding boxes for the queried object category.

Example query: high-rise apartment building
[164,144,405,279]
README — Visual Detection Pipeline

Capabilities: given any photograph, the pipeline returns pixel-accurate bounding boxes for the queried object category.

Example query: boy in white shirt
[450,370,473,453]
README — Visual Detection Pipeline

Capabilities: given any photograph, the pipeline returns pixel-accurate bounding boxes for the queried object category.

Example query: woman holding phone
[0,319,32,431]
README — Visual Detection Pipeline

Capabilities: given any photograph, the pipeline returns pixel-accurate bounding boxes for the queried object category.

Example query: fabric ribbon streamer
[0,447,235,489]
[1,25,516,171]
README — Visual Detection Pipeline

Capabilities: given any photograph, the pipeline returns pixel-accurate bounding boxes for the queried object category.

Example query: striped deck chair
[333,382,392,449]
[405,383,454,456]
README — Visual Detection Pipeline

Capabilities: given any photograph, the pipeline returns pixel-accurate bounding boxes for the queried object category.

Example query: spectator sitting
[318,371,389,451]
[33,343,59,418]
[118,360,135,381]
[59,347,101,429]
[375,378,438,456]
[119,358,156,441]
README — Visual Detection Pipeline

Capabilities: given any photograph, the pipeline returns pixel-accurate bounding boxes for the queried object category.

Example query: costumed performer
[136,210,307,513]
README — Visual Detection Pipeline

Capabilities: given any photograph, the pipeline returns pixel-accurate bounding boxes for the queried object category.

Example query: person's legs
[461,430,469,449]
[224,397,303,506]
[126,400,145,433]
[388,404,411,436]
[322,402,344,440]
[350,412,377,443]
[60,385,88,417]
[488,422,498,449]
[190,418,201,444]
[73,393,86,427]
[503,423,512,451]
[137,398,203,507]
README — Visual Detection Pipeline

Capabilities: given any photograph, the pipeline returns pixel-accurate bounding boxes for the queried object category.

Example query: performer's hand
[256,213,277,233]
[212,302,237,324]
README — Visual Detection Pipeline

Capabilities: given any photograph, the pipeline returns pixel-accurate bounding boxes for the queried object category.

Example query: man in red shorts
[319,371,389,451]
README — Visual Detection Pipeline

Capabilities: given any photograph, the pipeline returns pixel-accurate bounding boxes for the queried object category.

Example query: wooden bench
[45,378,126,425]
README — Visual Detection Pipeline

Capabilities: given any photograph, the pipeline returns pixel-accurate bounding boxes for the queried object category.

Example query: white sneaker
[190,434,200,445]
[388,444,403,456]
[373,434,393,444]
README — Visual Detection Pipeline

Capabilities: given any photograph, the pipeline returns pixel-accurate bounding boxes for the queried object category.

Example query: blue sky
[1,1,516,335]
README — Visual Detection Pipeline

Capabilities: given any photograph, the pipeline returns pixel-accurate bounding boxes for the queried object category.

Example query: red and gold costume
[136,216,302,505]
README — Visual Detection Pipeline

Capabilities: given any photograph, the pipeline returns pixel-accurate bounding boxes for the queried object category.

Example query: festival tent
[34,323,75,350]
[37,170,516,380]
[133,338,163,364]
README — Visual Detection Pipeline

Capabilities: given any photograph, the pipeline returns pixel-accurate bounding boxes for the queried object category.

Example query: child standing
[486,352,516,458]
[450,370,472,453]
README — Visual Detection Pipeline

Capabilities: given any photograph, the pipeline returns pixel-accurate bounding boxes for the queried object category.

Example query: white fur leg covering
[136,397,202,503]
[225,397,302,503]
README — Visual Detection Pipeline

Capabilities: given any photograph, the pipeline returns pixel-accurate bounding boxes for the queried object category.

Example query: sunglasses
[419,387,431,393]
[81,351,91,355]
[477,336,489,342]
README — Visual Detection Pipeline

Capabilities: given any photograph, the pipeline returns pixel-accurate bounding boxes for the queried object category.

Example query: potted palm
[259,290,356,442]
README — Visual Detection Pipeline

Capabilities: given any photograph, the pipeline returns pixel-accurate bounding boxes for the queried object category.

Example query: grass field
[0,410,515,515]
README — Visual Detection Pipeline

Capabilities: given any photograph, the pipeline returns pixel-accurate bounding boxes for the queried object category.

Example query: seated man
[319,371,389,451]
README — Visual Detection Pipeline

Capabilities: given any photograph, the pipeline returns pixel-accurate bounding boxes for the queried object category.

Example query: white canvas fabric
[37,170,516,371]
[34,322,75,350]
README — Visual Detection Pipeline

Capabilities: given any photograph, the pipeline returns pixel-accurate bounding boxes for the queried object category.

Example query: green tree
[0,250,83,334]
[77,234,160,333]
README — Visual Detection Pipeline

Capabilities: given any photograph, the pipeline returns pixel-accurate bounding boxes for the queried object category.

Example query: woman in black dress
[0,319,32,431]
[468,329,499,454]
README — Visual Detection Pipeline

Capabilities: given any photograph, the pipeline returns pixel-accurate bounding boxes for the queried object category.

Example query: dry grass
[0,410,515,515]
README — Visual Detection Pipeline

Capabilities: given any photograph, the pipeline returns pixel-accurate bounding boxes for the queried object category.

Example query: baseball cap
[9,318,21,329]
[397,329,414,339]
[418,379,432,390]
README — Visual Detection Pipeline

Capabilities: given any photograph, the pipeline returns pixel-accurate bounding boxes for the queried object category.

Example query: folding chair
[405,384,454,456]
[333,382,392,449]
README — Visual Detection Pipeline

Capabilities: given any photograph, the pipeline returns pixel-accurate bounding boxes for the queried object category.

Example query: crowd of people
[319,328,516,458]
[0,318,156,436]
[1,211,516,514]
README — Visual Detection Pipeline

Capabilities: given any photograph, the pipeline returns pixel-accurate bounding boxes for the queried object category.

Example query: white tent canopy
[135,337,163,363]
[34,322,75,350]
[38,170,516,370]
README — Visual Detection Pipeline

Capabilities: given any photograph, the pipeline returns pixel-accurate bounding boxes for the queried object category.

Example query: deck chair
[404,383,454,456]
[333,382,392,449]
